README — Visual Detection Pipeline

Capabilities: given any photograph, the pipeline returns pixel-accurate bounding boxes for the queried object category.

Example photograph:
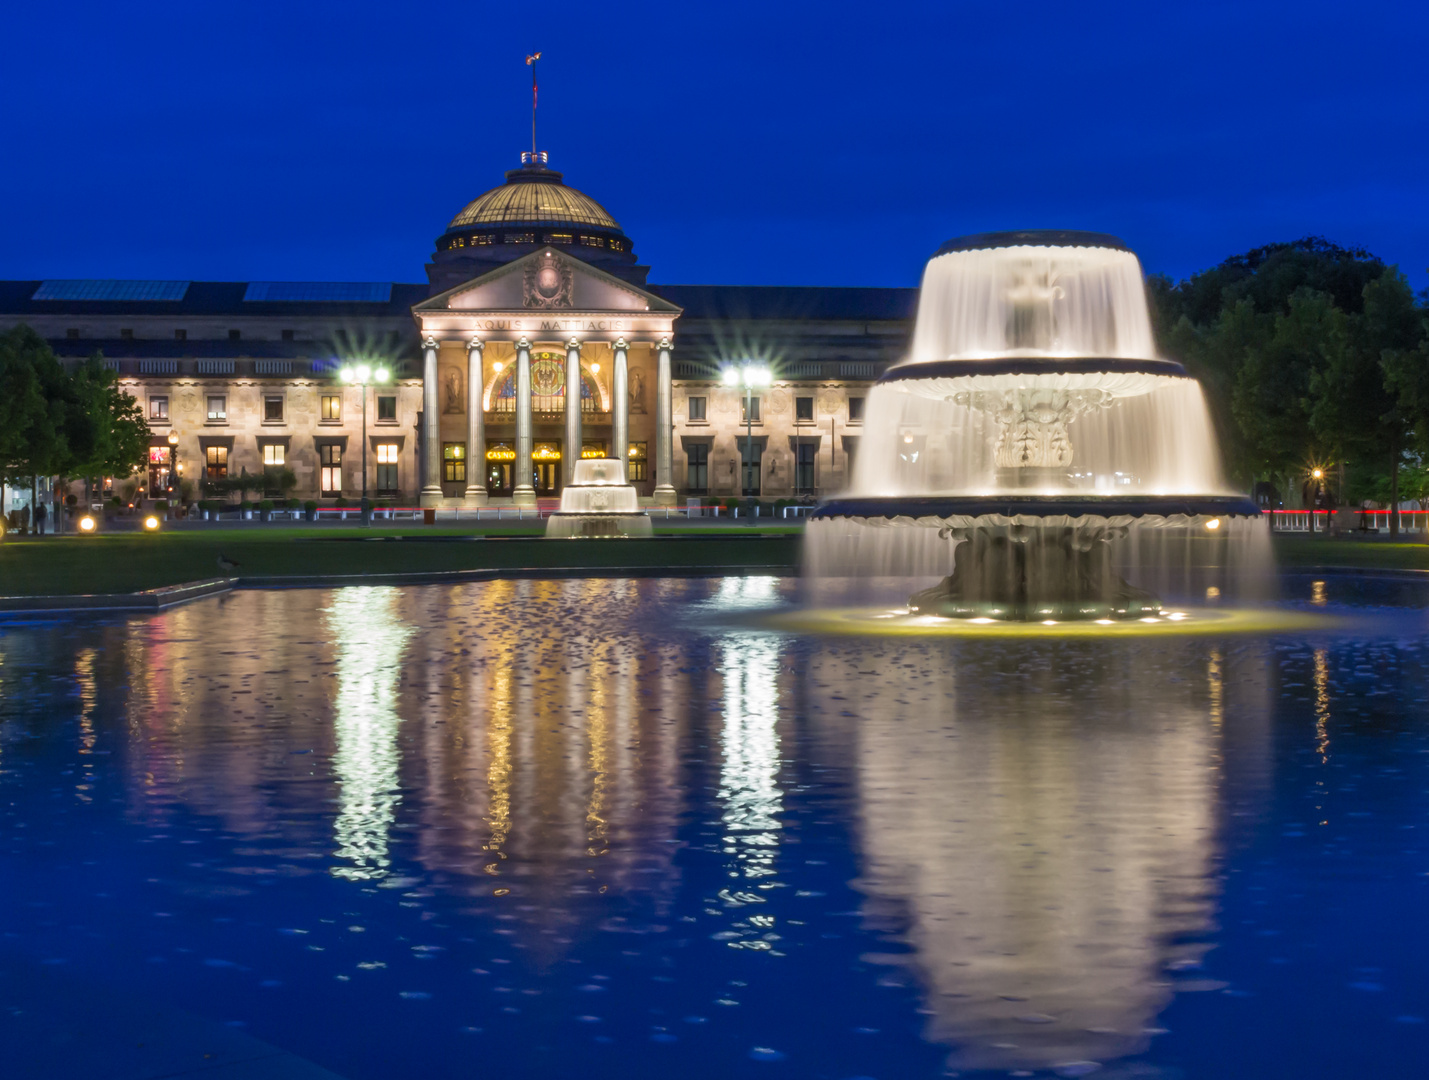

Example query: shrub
[259,499,275,512]
[65,493,78,507]
[304,500,318,512]
[154,499,169,511]
[109,496,122,507]
[334,496,349,508]
[240,501,253,512]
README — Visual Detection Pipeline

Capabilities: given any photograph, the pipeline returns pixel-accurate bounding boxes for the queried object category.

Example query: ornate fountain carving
[953,387,1114,469]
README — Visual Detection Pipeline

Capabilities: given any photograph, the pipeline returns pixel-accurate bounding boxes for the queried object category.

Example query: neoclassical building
[0,151,916,508]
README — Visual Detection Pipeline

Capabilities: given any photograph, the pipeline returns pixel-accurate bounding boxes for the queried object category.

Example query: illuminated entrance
[533,442,561,495]
[486,443,515,496]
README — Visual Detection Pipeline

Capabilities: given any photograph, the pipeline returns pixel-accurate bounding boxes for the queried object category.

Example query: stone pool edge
[0,564,798,615]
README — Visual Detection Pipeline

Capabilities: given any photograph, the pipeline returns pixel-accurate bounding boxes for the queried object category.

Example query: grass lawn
[1271,532,1429,571]
[0,525,801,597]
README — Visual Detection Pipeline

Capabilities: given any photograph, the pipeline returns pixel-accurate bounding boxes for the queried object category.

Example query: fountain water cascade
[806,231,1268,619]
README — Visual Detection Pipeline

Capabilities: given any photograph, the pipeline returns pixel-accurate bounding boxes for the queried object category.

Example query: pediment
[413,248,680,316]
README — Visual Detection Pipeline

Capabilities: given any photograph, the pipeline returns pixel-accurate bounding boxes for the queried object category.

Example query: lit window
[262,444,285,466]
[320,444,342,494]
[207,395,227,422]
[687,395,706,422]
[848,396,865,423]
[443,443,466,483]
[796,396,814,422]
[474,234,494,246]
[149,396,169,421]
[376,395,397,422]
[263,395,284,422]
[504,233,535,244]
[741,396,761,423]
[376,443,399,493]
[205,445,228,479]
[627,441,647,482]
[321,394,342,422]
[544,233,573,244]
[580,236,605,248]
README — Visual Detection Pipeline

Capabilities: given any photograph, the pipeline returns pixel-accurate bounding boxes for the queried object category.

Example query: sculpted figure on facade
[628,368,647,414]
[443,366,464,413]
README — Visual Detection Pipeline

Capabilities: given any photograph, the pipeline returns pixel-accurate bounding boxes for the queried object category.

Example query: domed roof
[447,159,621,231]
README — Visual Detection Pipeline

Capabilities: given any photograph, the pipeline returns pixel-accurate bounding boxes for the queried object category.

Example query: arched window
[491,354,602,413]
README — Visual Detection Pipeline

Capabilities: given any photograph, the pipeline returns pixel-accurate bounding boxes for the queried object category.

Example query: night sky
[4,0,1426,289]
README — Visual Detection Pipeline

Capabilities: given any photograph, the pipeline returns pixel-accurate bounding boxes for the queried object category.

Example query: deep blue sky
[3,0,1426,289]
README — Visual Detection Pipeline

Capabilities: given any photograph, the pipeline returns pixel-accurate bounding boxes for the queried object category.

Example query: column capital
[517,336,531,350]
[658,336,672,351]
[467,337,484,354]
[423,335,437,351]
[567,337,581,351]
[614,337,628,351]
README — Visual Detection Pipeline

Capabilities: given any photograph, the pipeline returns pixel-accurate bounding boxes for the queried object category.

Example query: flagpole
[525,51,542,157]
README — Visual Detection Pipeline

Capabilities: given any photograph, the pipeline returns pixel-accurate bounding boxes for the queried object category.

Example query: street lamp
[340,362,391,526]
[722,363,771,502]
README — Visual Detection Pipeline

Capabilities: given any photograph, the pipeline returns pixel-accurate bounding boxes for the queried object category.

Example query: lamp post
[722,363,771,506]
[166,431,179,518]
[340,362,391,526]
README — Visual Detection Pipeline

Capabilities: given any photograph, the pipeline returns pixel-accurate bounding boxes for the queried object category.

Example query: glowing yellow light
[590,362,600,373]
[78,515,96,532]
[374,366,390,383]
[969,617,995,624]
[492,361,503,373]
[356,364,371,382]
[903,435,914,444]
[1205,518,1221,530]
[1042,619,1057,625]
[143,516,160,531]
[1095,619,1115,625]
[1312,468,1324,480]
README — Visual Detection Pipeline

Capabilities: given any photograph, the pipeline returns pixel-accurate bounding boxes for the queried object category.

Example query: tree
[1310,271,1422,536]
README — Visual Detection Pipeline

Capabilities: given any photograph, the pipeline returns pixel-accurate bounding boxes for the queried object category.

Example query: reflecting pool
[2,576,1429,1079]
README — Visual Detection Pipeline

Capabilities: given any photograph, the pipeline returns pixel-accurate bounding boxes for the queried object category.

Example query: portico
[412,247,681,508]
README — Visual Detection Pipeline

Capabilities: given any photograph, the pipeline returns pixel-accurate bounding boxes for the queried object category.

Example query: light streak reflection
[327,588,414,881]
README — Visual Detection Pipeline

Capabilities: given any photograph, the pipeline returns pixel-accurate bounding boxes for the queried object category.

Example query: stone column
[563,337,582,487]
[512,337,536,506]
[463,338,487,506]
[612,337,629,479]
[419,336,443,507]
[653,337,676,505]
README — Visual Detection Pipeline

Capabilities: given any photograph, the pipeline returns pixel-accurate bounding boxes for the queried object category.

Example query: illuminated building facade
[0,152,915,505]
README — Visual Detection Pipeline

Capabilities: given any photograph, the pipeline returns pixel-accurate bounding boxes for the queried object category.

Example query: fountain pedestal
[908,524,1161,621]
[544,458,652,539]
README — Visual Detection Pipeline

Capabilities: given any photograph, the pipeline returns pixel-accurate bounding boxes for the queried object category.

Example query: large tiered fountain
[545,457,652,539]
[807,231,1266,620]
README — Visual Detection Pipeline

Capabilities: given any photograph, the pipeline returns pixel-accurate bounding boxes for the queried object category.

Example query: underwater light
[1205,518,1221,530]
[143,516,161,531]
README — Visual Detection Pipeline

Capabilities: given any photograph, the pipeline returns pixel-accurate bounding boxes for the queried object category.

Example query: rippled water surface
[3,576,1429,1079]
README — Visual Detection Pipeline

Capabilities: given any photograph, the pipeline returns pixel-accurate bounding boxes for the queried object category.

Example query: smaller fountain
[545,458,652,538]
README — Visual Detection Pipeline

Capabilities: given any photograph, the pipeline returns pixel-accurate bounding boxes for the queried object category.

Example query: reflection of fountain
[808,640,1269,1075]
[807,231,1267,618]
[545,458,651,538]
[326,588,413,882]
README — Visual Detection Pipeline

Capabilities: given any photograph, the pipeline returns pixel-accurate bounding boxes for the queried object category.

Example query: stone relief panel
[522,250,574,309]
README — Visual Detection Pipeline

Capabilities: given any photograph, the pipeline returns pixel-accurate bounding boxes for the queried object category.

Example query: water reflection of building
[809,641,1269,1074]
